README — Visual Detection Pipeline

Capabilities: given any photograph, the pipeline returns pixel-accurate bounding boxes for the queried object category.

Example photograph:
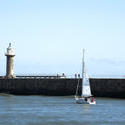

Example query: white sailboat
[75,50,96,104]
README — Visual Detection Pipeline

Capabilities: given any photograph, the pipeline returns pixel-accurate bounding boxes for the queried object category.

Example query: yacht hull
[75,97,96,104]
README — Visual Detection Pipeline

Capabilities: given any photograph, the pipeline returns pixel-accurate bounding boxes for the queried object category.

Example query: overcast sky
[0,0,125,77]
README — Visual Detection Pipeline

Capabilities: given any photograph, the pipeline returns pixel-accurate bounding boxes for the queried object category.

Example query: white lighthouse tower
[5,43,15,78]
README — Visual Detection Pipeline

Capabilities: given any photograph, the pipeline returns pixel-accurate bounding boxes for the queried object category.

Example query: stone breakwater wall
[0,78,125,98]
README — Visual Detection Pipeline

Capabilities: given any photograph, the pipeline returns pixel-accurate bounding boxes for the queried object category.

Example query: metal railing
[15,75,66,79]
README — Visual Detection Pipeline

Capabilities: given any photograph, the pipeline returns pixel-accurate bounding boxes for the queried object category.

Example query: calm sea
[0,95,125,125]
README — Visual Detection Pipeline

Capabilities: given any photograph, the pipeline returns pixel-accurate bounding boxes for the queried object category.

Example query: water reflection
[82,104,91,112]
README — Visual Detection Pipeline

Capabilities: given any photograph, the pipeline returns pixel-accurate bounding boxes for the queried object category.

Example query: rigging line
[75,78,80,96]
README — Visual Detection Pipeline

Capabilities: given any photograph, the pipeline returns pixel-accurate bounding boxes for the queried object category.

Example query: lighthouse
[5,43,15,78]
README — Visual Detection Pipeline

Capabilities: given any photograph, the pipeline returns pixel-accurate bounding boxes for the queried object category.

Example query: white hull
[75,97,96,105]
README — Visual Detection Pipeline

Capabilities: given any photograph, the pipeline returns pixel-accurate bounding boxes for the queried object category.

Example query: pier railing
[15,75,66,79]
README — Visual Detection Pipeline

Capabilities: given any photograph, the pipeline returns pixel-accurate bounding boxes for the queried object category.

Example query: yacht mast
[82,49,85,97]
[82,49,85,82]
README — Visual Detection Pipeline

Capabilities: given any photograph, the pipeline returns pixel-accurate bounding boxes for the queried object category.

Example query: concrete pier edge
[0,78,125,98]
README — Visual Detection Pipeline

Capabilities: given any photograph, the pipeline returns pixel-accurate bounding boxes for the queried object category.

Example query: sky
[0,0,125,78]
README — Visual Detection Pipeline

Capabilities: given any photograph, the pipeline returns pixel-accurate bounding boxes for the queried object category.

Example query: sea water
[0,95,125,125]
